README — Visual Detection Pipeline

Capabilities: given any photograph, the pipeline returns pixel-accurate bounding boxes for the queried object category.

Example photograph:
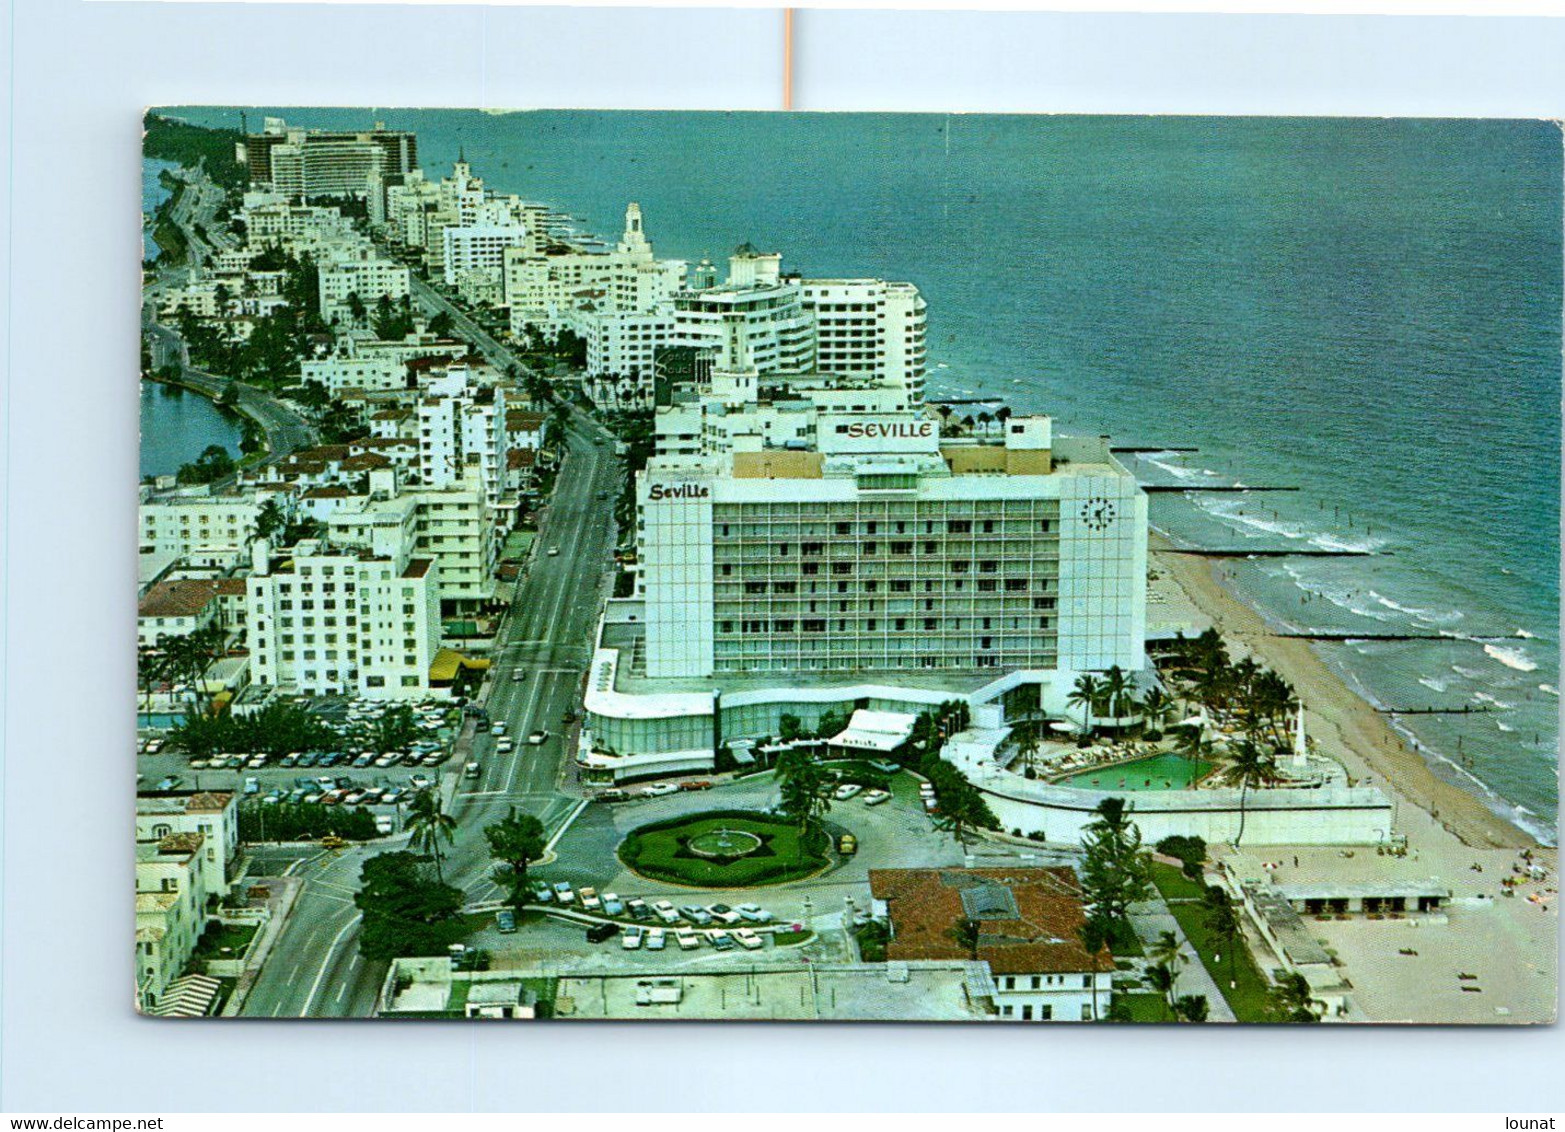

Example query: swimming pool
[1053,752,1213,791]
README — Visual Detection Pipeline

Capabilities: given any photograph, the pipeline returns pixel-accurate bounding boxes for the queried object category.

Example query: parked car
[868,759,901,775]
[511,671,525,682]
[601,893,624,916]
[353,753,374,768]
[496,909,517,934]
[553,881,575,905]
[597,789,629,803]
[862,789,892,806]
[410,774,432,790]
[495,738,514,753]
[680,906,713,926]
[833,783,863,801]
[342,790,367,806]
[706,930,736,951]
[420,754,444,767]
[646,927,667,951]
[532,884,554,904]
[642,783,679,797]
[586,922,619,944]
[298,752,320,768]
[380,788,403,805]
[626,899,652,921]
[622,926,644,950]
[491,722,507,736]
[838,833,858,855]
[736,903,773,924]
[374,815,394,836]
[463,761,482,779]
[652,900,680,924]
[708,904,742,925]
[678,780,713,792]
[527,729,549,746]
[579,887,602,911]
[243,777,259,795]
[279,754,299,768]
[734,928,764,951]
[375,754,399,768]
[675,929,701,951]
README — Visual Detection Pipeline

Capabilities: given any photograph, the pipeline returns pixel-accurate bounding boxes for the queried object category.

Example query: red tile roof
[138,578,226,620]
[869,867,1114,975]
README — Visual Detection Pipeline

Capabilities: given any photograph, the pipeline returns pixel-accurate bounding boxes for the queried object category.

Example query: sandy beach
[1149,531,1558,1022]
[1150,531,1540,850]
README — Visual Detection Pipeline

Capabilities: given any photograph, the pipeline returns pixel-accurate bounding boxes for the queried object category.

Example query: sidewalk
[1127,898,1239,1022]
[221,874,303,1017]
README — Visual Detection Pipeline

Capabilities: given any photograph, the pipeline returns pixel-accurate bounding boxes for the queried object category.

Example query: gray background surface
[1,0,1562,1112]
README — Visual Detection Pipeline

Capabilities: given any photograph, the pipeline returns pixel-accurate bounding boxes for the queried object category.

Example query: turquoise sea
[161,109,1562,838]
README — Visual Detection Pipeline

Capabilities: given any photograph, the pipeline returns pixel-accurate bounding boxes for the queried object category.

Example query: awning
[827,709,918,753]
[429,648,491,684]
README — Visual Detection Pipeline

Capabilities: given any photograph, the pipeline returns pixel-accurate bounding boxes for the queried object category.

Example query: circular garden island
[617,810,831,888]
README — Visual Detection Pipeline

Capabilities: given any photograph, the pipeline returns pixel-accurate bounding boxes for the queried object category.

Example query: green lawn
[618,810,831,888]
[1150,861,1211,903]
[1118,992,1169,1023]
[1161,895,1273,1023]
[192,920,259,960]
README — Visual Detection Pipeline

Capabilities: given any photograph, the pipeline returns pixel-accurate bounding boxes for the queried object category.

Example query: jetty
[1141,484,1300,494]
[1272,630,1450,642]
[1161,548,1379,559]
[1374,705,1495,716]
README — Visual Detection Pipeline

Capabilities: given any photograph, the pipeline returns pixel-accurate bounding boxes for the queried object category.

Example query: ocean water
[139,379,245,479]
[163,109,1561,837]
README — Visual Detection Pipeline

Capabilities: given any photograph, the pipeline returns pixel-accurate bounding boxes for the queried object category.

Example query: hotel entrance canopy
[827,709,918,753]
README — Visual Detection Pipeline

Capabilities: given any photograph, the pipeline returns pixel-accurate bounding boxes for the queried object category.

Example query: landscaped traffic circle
[617,810,830,888]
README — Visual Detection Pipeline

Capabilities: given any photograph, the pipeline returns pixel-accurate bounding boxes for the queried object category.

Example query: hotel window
[1031,976,1041,990]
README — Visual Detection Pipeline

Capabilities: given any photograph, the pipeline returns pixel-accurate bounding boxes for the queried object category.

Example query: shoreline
[1149,530,1540,851]
[143,372,269,475]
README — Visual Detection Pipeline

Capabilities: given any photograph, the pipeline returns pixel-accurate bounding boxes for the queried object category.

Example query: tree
[1268,971,1324,1023]
[354,851,466,961]
[1173,994,1209,1023]
[1147,930,1183,1018]
[1200,885,1244,993]
[428,310,454,338]
[369,704,420,754]
[1078,912,1113,1022]
[1099,665,1136,727]
[1145,961,1176,1021]
[1140,687,1174,737]
[776,749,831,853]
[484,807,547,904]
[250,497,287,546]
[160,623,227,715]
[778,713,804,743]
[346,291,367,326]
[1068,673,1102,737]
[1222,736,1278,846]
[405,788,457,881]
[1078,798,1154,946]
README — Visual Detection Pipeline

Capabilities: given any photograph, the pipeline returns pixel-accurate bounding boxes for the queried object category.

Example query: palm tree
[406,788,457,881]
[1067,673,1102,738]
[1099,665,1135,729]
[1221,737,1278,846]
[1268,971,1324,1023]
[1173,725,1213,787]
[1140,687,1174,736]
[949,917,980,961]
[1145,960,1177,1021]
[1146,929,1183,1018]
[776,750,831,857]
[1014,720,1042,778]
[1200,885,1243,993]
[1078,913,1112,1022]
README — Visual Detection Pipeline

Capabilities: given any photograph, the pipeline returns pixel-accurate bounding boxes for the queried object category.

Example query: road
[143,319,320,468]
[238,288,624,1017]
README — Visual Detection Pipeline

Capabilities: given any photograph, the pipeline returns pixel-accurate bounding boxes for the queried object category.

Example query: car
[320,752,343,768]
[143,739,164,755]
[496,908,517,934]
[303,792,322,805]
[401,752,423,767]
[579,887,602,911]
[862,789,892,806]
[706,930,736,951]
[652,900,680,925]
[463,761,482,779]
[734,928,764,951]
[380,788,403,805]
[342,790,367,805]
[833,783,863,801]
[527,729,548,746]
[261,793,282,807]
[511,671,525,682]
[321,835,347,850]
[531,884,554,904]
[553,882,575,905]
[621,926,644,950]
[708,904,742,925]
[375,814,394,836]
[680,906,713,926]
[353,753,374,768]
[868,759,901,775]
[838,833,858,855]
[586,922,619,944]
[247,756,268,769]
[279,754,299,768]
[298,752,320,768]
[359,787,384,803]
[421,754,445,767]
[735,903,773,924]
[288,788,308,804]
[242,777,259,795]
[410,774,431,790]
[375,754,399,768]
[495,738,514,753]
[547,547,560,557]
[678,780,712,792]
[626,899,652,921]
[642,783,679,797]
[675,929,701,950]
[317,776,338,791]
[596,789,629,803]
[646,927,667,951]
[320,790,343,806]
[491,722,507,736]
[601,893,624,916]
[475,719,491,733]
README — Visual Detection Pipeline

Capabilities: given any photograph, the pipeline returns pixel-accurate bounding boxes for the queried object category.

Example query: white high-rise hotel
[639,415,1145,680]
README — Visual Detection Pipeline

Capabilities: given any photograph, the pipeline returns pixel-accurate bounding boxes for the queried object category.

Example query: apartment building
[800,278,929,404]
